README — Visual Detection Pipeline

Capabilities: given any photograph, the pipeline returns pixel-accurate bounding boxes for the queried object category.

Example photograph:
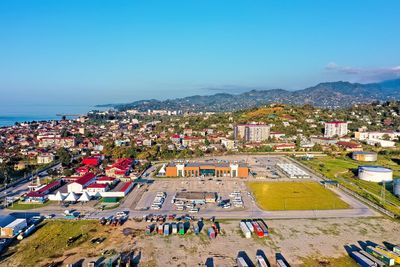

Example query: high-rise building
[234,124,270,143]
[324,121,348,137]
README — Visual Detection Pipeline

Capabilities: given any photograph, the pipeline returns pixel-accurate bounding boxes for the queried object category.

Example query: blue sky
[1,0,399,106]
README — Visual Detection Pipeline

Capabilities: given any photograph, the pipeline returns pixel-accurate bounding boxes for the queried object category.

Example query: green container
[102,197,120,203]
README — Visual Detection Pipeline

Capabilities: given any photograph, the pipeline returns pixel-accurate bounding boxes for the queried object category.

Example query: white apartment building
[324,121,348,138]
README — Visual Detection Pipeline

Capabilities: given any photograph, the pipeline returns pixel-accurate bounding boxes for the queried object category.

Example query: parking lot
[135,177,258,214]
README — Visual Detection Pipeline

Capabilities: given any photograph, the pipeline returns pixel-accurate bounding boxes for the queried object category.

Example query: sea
[0,104,106,127]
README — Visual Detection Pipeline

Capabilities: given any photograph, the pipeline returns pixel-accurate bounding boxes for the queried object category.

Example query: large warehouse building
[358,166,393,183]
[165,161,249,178]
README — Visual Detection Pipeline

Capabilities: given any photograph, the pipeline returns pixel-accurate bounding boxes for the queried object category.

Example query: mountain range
[99,79,400,112]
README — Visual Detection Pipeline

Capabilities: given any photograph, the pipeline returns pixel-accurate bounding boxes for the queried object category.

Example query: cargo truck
[1,218,27,238]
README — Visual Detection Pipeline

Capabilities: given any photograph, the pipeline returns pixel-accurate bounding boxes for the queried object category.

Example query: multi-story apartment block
[234,124,270,143]
[324,121,348,138]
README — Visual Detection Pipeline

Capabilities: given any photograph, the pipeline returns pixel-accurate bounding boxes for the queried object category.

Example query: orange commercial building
[165,162,249,178]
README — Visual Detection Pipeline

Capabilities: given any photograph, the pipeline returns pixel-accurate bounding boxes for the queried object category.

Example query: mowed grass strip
[247,181,350,211]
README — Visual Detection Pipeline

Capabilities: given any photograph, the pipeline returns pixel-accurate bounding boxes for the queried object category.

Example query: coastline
[0,104,106,127]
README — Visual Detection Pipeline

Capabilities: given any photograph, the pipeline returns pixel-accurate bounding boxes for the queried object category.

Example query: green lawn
[302,155,400,216]
[247,181,350,211]
[7,201,52,210]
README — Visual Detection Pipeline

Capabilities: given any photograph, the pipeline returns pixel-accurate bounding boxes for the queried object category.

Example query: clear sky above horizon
[1,0,399,106]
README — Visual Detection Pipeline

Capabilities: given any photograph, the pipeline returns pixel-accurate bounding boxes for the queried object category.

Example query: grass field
[2,220,99,266]
[301,155,400,216]
[247,181,350,211]
[7,201,52,210]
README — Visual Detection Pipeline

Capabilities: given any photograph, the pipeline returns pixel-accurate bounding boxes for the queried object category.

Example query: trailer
[256,220,268,236]
[145,225,152,235]
[171,223,178,234]
[157,224,163,235]
[194,224,200,235]
[359,250,386,267]
[17,224,36,240]
[163,223,170,236]
[251,222,264,238]
[240,221,251,239]
[375,246,400,264]
[276,259,289,267]
[366,246,395,266]
[179,223,185,235]
[208,227,216,239]
[393,246,400,254]
[256,255,268,267]
[237,257,249,267]
[350,251,375,267]
[245,221,254,233]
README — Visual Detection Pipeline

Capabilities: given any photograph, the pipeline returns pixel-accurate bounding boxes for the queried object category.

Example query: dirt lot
[2,217,399,267]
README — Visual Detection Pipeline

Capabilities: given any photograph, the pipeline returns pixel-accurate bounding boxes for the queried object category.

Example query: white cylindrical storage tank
[358,166,393,183]
[352,151,378,162]
[394,179,400,197]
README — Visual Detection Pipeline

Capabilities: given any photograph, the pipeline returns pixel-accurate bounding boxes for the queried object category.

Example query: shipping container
[256,255,268,267]
[208,227,216,239]
[240,221,251,239]
[163,223,170,236]
[350,251,375,267]
[236,257,249,267]
[1,218,27,238]
[251,222,264,238]
[359,250,386,267]
[179,223,185,235]
[366,246,395,266]
[245,221,254,233]
[276,259,289,267]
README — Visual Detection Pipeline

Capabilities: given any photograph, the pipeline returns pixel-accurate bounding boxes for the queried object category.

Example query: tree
[57,148,71,166]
